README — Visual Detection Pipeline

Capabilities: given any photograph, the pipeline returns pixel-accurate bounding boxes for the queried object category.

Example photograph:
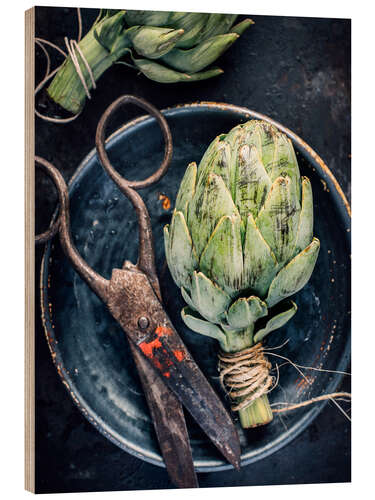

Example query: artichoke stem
[238,394,273,429]
[47,29,120,114]
[223,327,253,352]
[223,327,273,428]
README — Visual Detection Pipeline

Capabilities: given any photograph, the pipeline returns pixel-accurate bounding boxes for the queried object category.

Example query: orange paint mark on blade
[139,337,162,358]
[163,351,173,367]
[153,358,163,371]
[173,350,185,362]
[155,325,173,337]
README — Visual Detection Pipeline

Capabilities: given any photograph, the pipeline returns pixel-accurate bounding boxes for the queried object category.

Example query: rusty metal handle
[95,95,172,190]
[35,156,109,302]
[35,158,62,245]
[95,95,173,297]
[35,216,60,245]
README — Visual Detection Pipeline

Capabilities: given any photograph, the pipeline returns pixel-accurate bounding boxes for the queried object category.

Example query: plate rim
[40,101,351,472]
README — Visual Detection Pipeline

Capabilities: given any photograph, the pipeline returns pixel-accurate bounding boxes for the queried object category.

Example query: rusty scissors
[36,95,241,488]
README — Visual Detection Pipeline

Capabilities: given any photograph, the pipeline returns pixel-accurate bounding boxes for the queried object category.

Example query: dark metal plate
[40,103,351,472]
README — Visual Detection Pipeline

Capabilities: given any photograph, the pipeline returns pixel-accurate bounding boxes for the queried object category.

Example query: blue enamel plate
[41,102,351,472]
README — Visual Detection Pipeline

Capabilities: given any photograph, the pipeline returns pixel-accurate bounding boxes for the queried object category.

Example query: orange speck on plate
[158,194,171,210]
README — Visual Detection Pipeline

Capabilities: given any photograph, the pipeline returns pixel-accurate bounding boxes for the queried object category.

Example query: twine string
[265,349,351,377]
[218,343,351,420]
[34,7,96,123]
[63,37,96,99]
[218,344,274,412]
[271,392,351,416]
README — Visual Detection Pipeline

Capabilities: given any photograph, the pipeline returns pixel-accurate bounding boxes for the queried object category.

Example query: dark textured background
[34,7,351,493]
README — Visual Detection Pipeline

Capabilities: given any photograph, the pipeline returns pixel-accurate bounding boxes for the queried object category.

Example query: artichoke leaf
[227,295,268,330]
[197,134,227,177]
[198,14,238,42]
[161,33,239,73]
[181,307,228,349]
[124,10,174,27]
[231,18,255,36]
[188,172,240,257]
[170,13,209,48]
[200,214,243,296]
[128,26,185,59]
[256,176,300,266]
[266,237,320,307]
[196,140,231,192]
[163,224,171,266]
[210,143,232,189]
[93,11,127,51]
[243,213,278,298]
[190,271,231,323]
[270,133,300,192]
[235,144,272,219]
[225,125,250,200]
[167,210,198,290]
[243,121,262,152]
[132,56,223,83]
[255,121,278,175]
[292,176,314,257]
[225,123,245,146]
[253,300,298,343]
[181,286,197,311]
[175,162,197,218]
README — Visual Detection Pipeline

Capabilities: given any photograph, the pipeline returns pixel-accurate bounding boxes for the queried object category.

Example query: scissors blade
[129,342,198,488]
[125,264,198,487]
[107,267,241,469]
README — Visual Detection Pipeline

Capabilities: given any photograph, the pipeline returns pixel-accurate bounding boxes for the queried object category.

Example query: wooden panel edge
[25,6,35,494]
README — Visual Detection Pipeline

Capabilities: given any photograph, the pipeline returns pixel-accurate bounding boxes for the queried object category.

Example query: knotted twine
[218,342,351,418]
[219,343,274,411]
[35,7,98,123]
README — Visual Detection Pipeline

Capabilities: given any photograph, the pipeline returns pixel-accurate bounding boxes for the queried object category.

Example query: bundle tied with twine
[35,8,96,123]
[218,342,351,420]
[219,343,273,412]
[35,8,254,120]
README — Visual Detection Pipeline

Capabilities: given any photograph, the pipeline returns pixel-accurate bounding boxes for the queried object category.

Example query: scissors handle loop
[96,95,172,189]
[35,156,109,302]
[35,96,172,302]
[95,95,173,296]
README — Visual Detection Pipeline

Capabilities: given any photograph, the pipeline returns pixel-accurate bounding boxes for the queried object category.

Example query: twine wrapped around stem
[219,342,351,421]
[35,8,104,123]
[35,8,86,123]
[218,343,273,412]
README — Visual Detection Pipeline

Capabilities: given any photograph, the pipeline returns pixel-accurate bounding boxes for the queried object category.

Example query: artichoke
[47,9,253,114]
[164,120,320,428]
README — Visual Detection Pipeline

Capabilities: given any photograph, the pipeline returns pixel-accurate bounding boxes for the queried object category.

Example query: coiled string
[35,7,98,123]
[219,344,273,411]
[219,342,351,420]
